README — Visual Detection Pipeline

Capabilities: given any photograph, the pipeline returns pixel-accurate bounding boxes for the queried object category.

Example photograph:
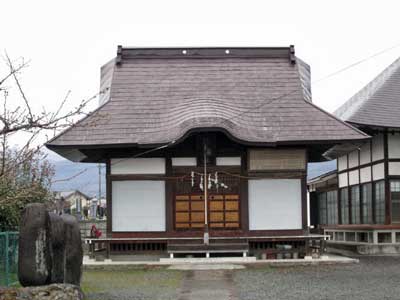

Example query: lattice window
[375,181,385,224]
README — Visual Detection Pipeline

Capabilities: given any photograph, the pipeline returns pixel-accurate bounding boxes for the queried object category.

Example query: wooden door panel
[176,212,189,222]
[191,212,205,222]
[210,212,224,222]
[175,195,240,229]
[191,201,204,211]
[210,222,224,228]
[226,222,239,228]
[176,201,189,211]
[210,201,224,211]
[225,201,239,211]
[176,223,190,228]
[225,212,239,222]
[191,223,204,228]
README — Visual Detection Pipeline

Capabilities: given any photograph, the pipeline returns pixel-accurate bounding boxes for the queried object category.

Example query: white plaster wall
[349,170,360,186]
[248,179,302,230]
[360,142,371,165]
[172,157,197,166]
[338,155,348,171]
[388,134,400,158]
[360,166,372,183]
[338,172,348,188]
[389,162,400,176]
[112,181,166,232]
[111,158,165,174]
[372,163,385,180]
[216,157,241,166]
[348,151,359,169]
[372,134,384,161]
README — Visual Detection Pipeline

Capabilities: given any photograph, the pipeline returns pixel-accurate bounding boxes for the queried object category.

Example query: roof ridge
[334,56,400,121]
[116,45,297,64]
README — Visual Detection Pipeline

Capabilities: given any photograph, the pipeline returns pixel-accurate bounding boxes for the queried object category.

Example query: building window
[375,180,385,224]
[391,180,400,223]
[351,186,360,224]
[327,190,338,225]
[361,183,373,224]
[340,188,349,224]
[318,192,327,225]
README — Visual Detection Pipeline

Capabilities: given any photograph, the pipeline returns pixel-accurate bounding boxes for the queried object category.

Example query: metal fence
[0,232,19,286]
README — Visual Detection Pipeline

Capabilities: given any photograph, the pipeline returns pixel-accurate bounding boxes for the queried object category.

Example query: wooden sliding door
[174,174,240,230]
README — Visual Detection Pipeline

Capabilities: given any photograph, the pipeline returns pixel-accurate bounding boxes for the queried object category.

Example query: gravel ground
[233,256,400,300]
[81,257,400,300]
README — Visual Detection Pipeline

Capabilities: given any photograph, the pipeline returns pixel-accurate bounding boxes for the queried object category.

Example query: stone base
[0,284,83,300]
[328,242,400,255]
[159,256,257,264]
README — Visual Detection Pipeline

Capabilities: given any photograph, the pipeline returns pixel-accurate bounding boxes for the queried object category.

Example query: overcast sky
[1,0,400,150]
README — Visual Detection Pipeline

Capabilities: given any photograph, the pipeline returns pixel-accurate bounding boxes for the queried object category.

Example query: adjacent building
[309,57,400,254]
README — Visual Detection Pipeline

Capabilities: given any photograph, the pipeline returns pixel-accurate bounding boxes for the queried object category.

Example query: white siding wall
[171,157,197,166]
[349,170,359,186]
[111,158,165,174]
[339,172,348,188]
[360,167,372,183]
[360,142,371,165]
[338,156,348,171]
[112,181,165,232]
[388,134,400,158]
[372,163,385,180]
[348,151,359,168]
[248,179,302,230]
[372,134,384,161]
[389,162,400,176]
[216,157,241,166]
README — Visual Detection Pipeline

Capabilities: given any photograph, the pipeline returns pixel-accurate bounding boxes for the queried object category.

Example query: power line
[313,42,400,84]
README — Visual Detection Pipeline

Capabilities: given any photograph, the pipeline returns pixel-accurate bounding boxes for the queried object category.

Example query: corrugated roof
[47,46,368,149]
[335,57,400,128]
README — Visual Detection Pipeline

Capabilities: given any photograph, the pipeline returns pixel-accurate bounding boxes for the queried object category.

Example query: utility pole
[203,142,209,245]
[98,163,102,218]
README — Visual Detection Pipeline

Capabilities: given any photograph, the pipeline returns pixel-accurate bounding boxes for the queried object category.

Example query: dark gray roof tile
[47,47,368,148]
[335,57,400,128]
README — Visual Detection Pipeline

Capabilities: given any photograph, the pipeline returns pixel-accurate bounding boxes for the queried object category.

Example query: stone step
[167,243,249,253]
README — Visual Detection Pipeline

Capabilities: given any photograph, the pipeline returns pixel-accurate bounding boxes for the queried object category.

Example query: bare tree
[0,53,107,230]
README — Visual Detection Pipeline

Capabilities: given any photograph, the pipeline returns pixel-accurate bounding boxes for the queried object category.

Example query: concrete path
[178,270,238,300]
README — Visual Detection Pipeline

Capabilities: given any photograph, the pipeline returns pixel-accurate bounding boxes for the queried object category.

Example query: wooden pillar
[384,131,391,224]
[301,176,308,231]
[106,159,112,237]
[240,150,249,232]
[370,140,376,224]
[165,156,174,233]
[347,154,352,224]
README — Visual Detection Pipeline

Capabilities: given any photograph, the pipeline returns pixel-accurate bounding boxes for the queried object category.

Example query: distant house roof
[55,190,90,201]
[335,57,400,128]
[46,46,368,157]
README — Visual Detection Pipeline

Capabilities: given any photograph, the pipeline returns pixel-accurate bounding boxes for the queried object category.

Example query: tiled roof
[335,57,400,128]
[47,47,368,149]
